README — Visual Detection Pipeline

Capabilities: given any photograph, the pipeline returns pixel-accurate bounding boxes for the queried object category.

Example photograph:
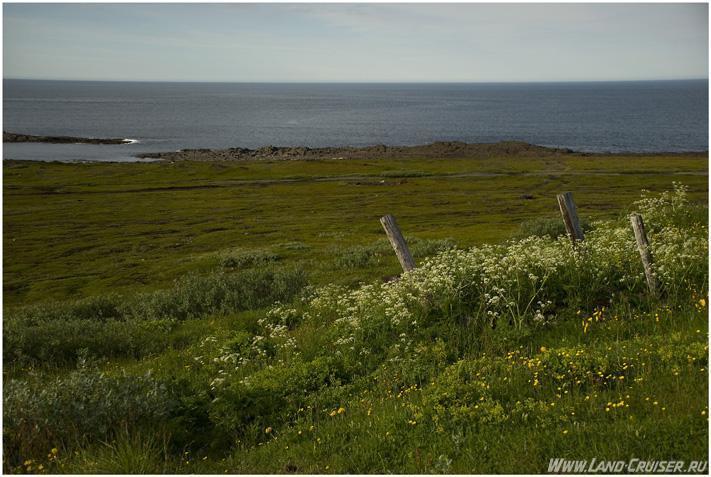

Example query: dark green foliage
[4,316,174,366]
[209,357,347,443]
[4,267,308,367]
[219,249,280,269]
[126,267,307,321]
[333,237,455,269]
[3,366,175,466]
[518,216,591,239]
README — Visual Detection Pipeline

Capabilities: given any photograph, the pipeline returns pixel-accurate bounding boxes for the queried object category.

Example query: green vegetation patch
[3,183,708,473]
[4,154,707,305]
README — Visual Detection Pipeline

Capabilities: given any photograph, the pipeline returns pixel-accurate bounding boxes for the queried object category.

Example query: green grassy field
[4,154,707,306]
[3,153,709,473]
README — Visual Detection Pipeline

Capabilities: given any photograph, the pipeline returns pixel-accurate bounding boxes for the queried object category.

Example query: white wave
[123,138,140,144]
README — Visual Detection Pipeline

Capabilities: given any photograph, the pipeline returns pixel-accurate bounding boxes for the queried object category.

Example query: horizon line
[4,77,709,84]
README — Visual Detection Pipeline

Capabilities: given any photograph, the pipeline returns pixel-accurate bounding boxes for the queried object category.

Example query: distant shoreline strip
[3,131,137,145]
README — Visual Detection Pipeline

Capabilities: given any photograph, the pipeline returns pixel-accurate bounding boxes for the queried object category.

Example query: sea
[2,79,708,162]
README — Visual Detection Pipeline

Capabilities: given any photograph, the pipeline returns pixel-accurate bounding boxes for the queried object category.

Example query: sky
[2,3,709,82]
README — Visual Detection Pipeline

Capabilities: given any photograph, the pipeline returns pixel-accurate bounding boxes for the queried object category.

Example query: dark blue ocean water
[2,79,708,162]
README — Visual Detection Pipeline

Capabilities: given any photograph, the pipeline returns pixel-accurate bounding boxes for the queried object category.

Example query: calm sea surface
[3,79,708,162]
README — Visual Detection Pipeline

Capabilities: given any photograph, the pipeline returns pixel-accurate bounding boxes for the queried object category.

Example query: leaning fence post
[557,192,585,243]
[380,214,416,272]
[630,213,659,297]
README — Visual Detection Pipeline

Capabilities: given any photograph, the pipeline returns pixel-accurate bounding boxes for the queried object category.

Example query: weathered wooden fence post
[630,213,659,296]
[557,192,585,243]
[380,214,416,272]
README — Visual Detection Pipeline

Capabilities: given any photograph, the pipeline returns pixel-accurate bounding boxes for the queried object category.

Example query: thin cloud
[3,3,707,82]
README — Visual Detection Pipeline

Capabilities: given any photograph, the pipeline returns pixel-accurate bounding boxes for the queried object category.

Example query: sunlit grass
[2,156,708,474]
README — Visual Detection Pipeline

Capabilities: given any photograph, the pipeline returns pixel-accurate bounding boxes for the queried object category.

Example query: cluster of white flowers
[635,182,691,227]
[259,304,298,351]
[651,225,708,291]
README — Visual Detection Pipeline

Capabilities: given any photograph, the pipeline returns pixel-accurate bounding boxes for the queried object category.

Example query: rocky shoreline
[6,134,706,162]
[3,131,133,145]
[137,141,576,161]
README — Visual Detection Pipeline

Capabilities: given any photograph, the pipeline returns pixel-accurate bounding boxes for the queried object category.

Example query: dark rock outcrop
[137,140,576,162]
[3,131,131,145]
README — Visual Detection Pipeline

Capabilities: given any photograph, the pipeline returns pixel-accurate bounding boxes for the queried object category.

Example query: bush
[3,316,175,367]
[3,367,176,467]
[208,356,346,442]
[126,266,308,321]
[333,237,455,269]
[5,294,124,326]
[4,267,309,367]
[518,216,591,239]
[409,237,456,257]
[219,249,280,269]
[333,244,386,269]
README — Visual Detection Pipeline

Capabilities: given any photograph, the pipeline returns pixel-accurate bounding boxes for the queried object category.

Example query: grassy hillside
[2,155,709,473]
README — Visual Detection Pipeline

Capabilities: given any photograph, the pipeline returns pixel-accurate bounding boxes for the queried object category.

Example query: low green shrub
[219,249,280,269]
[4,317,175,366]
[5,294,124,327]
[208,356,347,443]
[518,216,591,239]
[126,266,307,321]
[408,237,456,257]
[333,244,385,269]
[4,267,309,367]
[3,367,176,467]
[333,237,455,269]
